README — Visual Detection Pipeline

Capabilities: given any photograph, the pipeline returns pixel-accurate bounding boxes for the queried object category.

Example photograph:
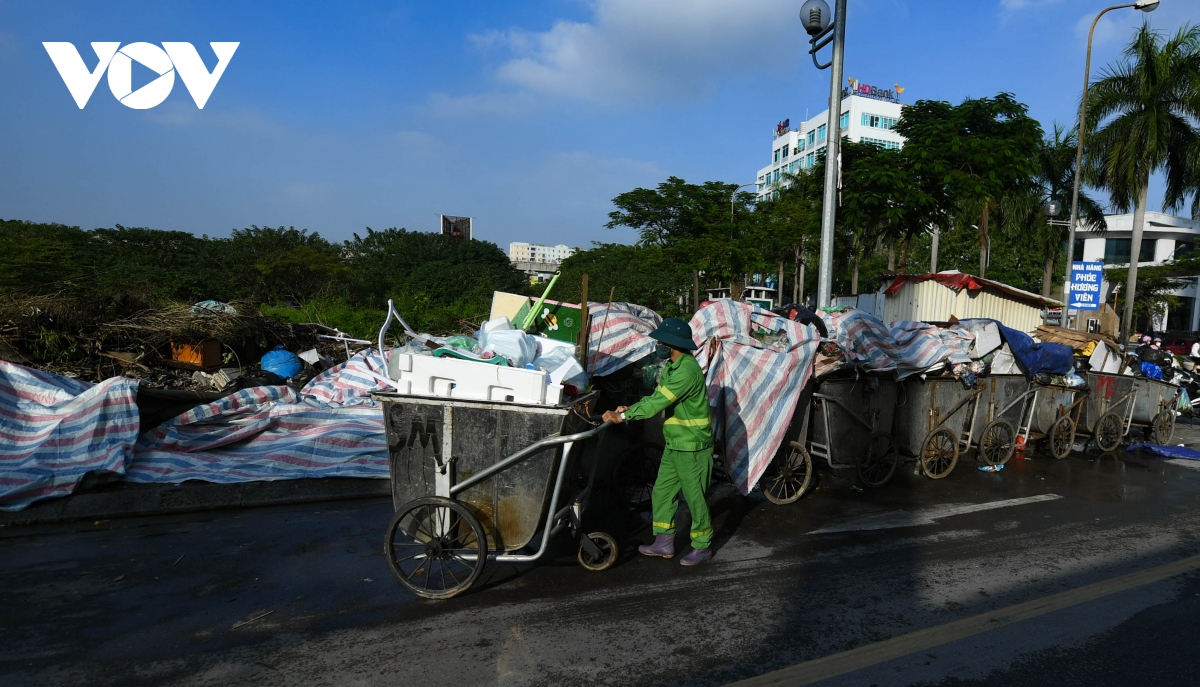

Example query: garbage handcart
[760,374,901,504]
[1080,372,1180,451]
[375,391,614,599]
[965,374,1030,466]
[894,376,985,479]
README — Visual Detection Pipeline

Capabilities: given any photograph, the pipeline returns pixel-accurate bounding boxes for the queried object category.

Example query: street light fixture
[801,0,847,308]
[1064,0,1161,340]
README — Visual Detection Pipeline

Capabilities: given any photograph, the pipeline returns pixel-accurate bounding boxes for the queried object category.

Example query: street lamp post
[800,0,846,309]
[1065,0,1160,340]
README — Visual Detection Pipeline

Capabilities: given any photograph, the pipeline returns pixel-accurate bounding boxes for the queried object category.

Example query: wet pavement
[4,427,1200,687]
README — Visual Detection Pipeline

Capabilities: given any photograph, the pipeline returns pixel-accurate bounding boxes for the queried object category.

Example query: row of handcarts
[755,369,1181,504]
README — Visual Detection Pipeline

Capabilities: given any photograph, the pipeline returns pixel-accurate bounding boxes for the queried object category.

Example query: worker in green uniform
[602,317,715,566]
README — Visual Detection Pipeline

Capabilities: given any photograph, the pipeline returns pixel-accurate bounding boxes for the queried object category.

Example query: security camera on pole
[800,0,846,309]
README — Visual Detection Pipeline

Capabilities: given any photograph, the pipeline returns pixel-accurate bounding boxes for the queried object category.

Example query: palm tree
[1026,124,1108,297]
[1086,22,1200,339]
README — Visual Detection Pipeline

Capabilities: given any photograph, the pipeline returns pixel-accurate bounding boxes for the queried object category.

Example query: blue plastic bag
[261,345,302,378]
[1139,362,1164,380]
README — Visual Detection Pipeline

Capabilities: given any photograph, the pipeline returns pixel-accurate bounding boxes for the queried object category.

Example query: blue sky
[0,0,1195,250]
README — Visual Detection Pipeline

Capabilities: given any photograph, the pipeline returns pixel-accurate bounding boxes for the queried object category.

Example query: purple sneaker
[680,547,713,566]
[638,533,675,558]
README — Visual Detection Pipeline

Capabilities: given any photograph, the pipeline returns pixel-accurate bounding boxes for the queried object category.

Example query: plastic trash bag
[481,329,537,368]
[443,335,480,353]
[261,345,303,378]
[533,347,588,390]
[1140,362,1164,380]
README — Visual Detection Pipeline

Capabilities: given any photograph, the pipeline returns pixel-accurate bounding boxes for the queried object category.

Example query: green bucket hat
[650,317,698,351]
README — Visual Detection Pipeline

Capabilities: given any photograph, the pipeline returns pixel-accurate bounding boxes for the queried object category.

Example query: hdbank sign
[1069,261,1104,311]
[43,42,239,109]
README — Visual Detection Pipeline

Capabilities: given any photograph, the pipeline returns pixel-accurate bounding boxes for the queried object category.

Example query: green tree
[897,93,1043,278]
[555,244,692,316]
[1085,22,1200,339]
[606,177,753,303]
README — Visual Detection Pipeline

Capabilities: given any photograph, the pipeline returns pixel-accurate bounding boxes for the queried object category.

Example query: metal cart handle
[450,421,614,496]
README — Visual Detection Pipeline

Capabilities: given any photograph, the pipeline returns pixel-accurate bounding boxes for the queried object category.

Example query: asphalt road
[4,436,1200,686]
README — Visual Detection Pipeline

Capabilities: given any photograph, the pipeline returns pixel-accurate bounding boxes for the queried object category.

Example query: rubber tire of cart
[859,431,899,487]
[920,427,959,479]
[1049,414,1076,459]
[1151,410,1175,445]
[979,419,1016,466]
[1095,411,1124,452]
[762,441,813,505]
[578,532,619,571]
[383,496,487,600]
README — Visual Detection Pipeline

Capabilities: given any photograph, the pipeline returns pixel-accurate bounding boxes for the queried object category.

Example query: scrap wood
[1034,326,1120,352]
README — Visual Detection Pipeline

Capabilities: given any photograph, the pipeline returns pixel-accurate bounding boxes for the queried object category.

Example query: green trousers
[651,447,714,549]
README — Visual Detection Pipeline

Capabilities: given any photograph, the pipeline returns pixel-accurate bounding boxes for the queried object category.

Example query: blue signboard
[1069,261,1103,311]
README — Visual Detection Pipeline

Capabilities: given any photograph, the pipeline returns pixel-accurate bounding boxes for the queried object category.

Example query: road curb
[0,478,391,528]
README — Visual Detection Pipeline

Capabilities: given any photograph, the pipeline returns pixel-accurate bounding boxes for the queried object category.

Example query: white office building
[756,78,905,201]
[1075,211,1200,331]
[508,242,577,264]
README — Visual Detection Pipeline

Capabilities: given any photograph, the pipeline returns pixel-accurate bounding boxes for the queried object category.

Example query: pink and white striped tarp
[818,309,973,379]
[0,361,140,511]
[691,300,821,495]
[586,302,662,377]
[128,352,390,484]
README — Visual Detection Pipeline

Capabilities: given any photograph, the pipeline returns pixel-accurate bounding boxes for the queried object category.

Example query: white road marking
[806,494,1063,534]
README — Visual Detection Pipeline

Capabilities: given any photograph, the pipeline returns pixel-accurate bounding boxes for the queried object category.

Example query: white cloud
[457,0,800,108]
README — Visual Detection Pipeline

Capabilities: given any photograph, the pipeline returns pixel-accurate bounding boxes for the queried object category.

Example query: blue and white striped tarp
[819,309,973,378]
[128,352,390,483]
[0,361,139,511]
[691,300,821,495]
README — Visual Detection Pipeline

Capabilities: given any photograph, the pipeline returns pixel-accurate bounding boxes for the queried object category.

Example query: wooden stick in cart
[590,286,616,375]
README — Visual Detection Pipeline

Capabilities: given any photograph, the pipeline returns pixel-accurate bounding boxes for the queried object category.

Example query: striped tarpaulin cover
[586,302,662,378]
[691,300,821,495]
[0,361,140,511]
[128,352,390,483]
[819,309,974,378]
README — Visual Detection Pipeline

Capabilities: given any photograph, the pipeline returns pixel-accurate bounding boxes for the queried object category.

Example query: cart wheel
[384,496,486,600]
[979,419,1016,466]
[920,428,959,479]
[1095,411,1124,452]
[613,442,660,509]
[1151,411,1175,445]
[762,442,813,505]
[1049,415,1076,459]
[578,532,619,571]
[858,431,899,487]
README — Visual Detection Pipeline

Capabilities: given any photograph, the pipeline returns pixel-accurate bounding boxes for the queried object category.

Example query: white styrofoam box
[545,383,564,406]
[387,351,549,405]
[969,322,1002,359]
[990,344,1019,375]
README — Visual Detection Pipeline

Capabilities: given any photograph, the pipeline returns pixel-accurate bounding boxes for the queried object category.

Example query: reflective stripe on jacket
[624,354,713,451]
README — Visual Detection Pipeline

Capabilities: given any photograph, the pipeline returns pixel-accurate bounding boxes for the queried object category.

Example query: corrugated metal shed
[879,273,1061,333]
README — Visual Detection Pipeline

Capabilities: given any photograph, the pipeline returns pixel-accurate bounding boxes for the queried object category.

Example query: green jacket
[625,354,713,451]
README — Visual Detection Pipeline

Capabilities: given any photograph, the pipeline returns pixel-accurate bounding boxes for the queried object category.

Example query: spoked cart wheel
[1095,411,1124,452]
[858,431,899,487]
[979,419,1016,466]
[612,442,660,510]
[920,428,959,479]
[1048,414,1076,459]
[384,496,487,600]
[762,441,813,504]
[577,532,619,571]
[1151,410,1176,445]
